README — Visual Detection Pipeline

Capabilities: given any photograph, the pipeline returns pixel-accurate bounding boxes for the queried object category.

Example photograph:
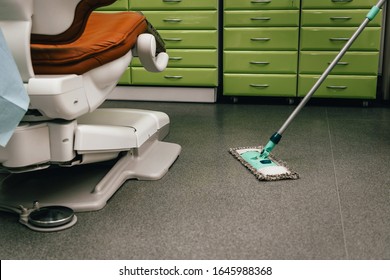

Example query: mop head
[229,146,299,181]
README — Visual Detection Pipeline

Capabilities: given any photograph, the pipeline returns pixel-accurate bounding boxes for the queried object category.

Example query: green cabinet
[298,0,382,100]
[139,11,218,30]
[129,0,218,10]
[132,68,218,87]
[223,0,300,97]
[298,75,377,99]
[300,27,381,51]
[301,10,382,27]
[97,0,384,102]
[224,0,300,10]
[224,28,299,51]
[299,52,380,75]
[224,74,297,97]
[224,51,298,74]
[130,0,219,88]
[301,0,378,9]
[97,0,218,100]
[132,49,218,68]
[224,10,299,27]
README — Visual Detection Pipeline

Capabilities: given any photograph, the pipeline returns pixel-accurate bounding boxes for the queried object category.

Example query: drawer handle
[169,57,183,61]
[250,84,269,88]
[329,61,349,66]
[251,0,272,3]
[326,85,348,90]
[250,17,271,21]
[330,37,350,41]
[250,61,270,65]
[330,16,352,21]
[164,38,183,42]
[331,0,353,2]
[163,18,183,23]
[164,75,183,79]
[163,0,182,3]
[251,37,271,41]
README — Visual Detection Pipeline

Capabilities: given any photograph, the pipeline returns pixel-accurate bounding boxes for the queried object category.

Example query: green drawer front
[223,74,297,97]
[96,0,128,10]
[298,75,377,99]
[159,30,218,49]
[130,0,218,10]
[141,11,218,30]
[300,27,381,51]
[302,0,378,9]
[224,28,299,51]
[299,51,380,75]
[224,11,299,27]
[224,0,300,10]
[224,51,298,74]
[118,67,131,85]
[132,49,218,68]
[301,10,382,27]
[132,68,218,86]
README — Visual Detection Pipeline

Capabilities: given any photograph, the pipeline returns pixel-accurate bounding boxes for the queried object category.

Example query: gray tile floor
[0,100,389,260]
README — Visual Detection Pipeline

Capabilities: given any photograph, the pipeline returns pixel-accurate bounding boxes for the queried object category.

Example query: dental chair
[0,0,181,231]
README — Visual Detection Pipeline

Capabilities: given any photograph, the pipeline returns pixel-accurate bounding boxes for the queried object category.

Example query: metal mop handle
[260,0,386,159]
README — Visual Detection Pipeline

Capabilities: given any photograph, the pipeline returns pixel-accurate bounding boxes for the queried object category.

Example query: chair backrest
[31,0,82,40]
[0,0,117,82]
[31,0,116,44]
[0,0,34,82]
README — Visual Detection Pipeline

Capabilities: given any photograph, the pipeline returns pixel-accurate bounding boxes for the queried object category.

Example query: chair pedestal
[0,108,181,212]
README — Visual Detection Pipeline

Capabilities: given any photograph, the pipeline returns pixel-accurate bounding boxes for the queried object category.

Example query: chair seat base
[0,107,181,214]
[0,137,181,213]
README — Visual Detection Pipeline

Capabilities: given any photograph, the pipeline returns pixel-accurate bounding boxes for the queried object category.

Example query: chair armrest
[136,34,169,73]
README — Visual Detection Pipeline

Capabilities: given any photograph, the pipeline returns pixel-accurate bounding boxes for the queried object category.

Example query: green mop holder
[367,6,381,21]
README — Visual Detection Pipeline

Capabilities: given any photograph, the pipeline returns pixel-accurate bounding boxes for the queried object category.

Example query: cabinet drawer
[301,0,378,9]
[132,68,218,86]
[159,30,218,49]
[224,28,299,51]
[224,0,300,10]
[132,49,218,68]
[224,11,299,27]
[301,10,382,27]
[224,74,297,97]
[118,67,131,85]
[141,11,218,30]
[96,0,128,10]
[300,27,381,51]
[224,51,298,74]
[130,0,218,10]
[298,75,377,99]
[299,51,379,75]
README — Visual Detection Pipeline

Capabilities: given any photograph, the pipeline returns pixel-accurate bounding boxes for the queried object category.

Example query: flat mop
[230,0,386,181]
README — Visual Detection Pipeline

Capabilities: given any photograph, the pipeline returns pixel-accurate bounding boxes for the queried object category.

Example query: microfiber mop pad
[229,146,299,181]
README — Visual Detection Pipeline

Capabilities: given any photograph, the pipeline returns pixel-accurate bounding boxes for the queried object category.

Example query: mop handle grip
[367,6,381,21]
[367,0,386,21]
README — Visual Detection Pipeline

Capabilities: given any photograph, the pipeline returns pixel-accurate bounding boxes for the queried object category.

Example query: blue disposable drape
[0,28,30,147]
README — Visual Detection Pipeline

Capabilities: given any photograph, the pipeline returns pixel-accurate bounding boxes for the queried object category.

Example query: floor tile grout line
[326,108,350,260]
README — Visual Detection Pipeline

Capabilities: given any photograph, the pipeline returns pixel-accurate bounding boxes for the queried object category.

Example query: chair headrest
[31,0,116,44]
[0,0,33,21]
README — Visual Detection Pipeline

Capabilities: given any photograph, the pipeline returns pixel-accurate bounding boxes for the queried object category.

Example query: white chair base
[0,108,181,212]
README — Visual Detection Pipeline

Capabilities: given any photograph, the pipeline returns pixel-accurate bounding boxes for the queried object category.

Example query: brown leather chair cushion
[31,12,147,75]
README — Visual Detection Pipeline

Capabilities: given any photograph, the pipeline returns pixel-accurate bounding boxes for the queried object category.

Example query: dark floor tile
[0,101,389,260]
[328,117,390,259]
